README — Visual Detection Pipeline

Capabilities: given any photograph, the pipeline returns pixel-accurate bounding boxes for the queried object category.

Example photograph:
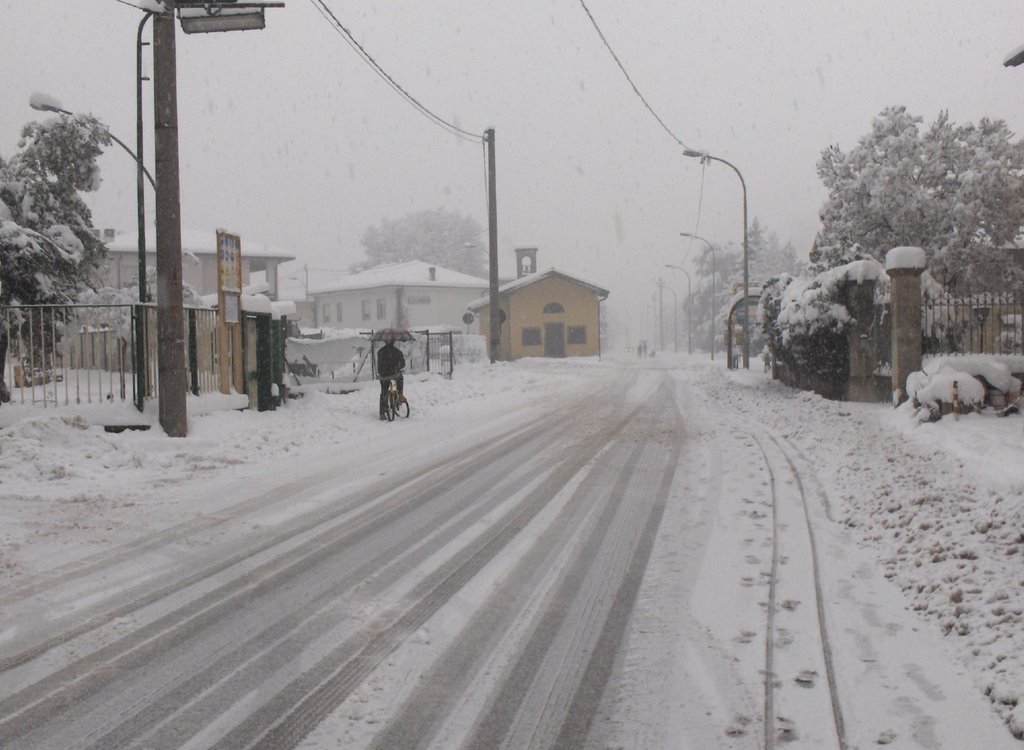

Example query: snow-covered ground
[1,353,1022,745]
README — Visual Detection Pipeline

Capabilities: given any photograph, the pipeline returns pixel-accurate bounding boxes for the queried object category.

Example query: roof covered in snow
[106,228,296,261]
[309,261,488,295]
[467,268,610,310]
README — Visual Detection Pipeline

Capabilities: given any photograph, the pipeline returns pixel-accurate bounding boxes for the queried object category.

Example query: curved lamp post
[30,97,155,305]
[665,264,692,354]
[680,231,717,360]
[30,99,155,189]
[683,149,749,368]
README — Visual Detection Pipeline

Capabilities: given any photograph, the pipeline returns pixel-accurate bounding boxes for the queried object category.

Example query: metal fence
[1,304,137,407]
[1,303,224,409]
[922,290,1023,356]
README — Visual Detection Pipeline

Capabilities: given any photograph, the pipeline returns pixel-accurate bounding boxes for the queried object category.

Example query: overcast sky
[2,1,1023,342]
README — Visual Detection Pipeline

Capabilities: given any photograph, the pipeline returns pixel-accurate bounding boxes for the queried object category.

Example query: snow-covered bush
[761,258,887,395]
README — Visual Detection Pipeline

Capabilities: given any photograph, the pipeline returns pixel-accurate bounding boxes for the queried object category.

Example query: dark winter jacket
[377,343,405,378]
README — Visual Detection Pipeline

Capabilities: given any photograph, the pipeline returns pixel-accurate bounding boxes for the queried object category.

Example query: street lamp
[660,280,678,353]
[683,148,749,368]
[680,231,717,360]
[29,95,155,307]
[1004,42,1024,67]
[29,97,155,190]
[665,264,692,354]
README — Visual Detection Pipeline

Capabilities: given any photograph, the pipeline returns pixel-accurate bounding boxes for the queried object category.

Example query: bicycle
[383,373,410,421]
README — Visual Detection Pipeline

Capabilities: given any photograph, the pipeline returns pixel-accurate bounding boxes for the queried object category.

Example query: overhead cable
[308,0,482,143]
[576,0,692,151]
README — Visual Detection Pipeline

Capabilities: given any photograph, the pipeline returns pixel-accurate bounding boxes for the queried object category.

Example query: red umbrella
[369,327,416,342]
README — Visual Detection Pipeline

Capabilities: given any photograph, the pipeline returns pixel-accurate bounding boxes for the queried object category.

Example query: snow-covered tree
[1,113,110,305]
[685,241,739,351]
[817,106,1024,288]
[0,113,110,401]
[747,217,801,282]
[354,208,485,276]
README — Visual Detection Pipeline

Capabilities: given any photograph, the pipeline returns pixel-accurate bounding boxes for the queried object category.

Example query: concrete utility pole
[485,128,500,363]
[153,2,188,437]
[656,278,665,352]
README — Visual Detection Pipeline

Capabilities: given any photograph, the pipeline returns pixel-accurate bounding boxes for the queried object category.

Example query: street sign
[217,230,242,294]
[216,230,244,394]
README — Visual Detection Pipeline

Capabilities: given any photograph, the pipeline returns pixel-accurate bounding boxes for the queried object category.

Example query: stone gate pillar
[886,247,926,406]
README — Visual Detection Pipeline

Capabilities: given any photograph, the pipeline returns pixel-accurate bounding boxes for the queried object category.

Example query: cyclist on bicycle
[377,335,405,420]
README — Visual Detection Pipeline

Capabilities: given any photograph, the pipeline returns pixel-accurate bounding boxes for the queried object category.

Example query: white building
[308,261,488,332]
[101,228,295,300]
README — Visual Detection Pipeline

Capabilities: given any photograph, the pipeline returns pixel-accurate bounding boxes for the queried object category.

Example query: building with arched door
[468,247,609,360]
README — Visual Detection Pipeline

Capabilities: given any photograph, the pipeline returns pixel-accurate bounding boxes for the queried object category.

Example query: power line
[576,0,692,151]
[308,0,483,144]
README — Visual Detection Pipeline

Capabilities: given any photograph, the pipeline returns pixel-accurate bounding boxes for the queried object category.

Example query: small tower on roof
[515,246,538,279]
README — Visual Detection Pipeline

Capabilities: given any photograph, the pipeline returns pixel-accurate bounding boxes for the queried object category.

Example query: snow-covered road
[0,355,1020,748]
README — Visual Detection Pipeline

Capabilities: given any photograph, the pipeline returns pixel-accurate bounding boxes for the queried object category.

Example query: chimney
[514,246,538,279]
[103,228,116,243]
[428,266,436,281]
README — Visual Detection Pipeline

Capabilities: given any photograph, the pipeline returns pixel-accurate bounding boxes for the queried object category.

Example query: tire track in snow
[213,389,648,750]
[0,375,628,678]
[753,433,847,750]
[0,377,633,749]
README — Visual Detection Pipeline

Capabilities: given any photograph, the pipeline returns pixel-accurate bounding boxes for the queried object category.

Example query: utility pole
[153,2,188,437]
[485,128,500,363]
[657,278,665,352]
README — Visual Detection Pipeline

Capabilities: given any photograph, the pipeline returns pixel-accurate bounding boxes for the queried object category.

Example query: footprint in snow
[776,716,799,743]
[724,713,752,736]
[795,669,817,688]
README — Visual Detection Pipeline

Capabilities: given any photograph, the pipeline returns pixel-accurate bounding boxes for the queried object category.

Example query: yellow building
[468,247,609,360]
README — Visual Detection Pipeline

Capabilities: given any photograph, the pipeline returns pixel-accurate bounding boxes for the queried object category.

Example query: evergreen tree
[747,217,801,282]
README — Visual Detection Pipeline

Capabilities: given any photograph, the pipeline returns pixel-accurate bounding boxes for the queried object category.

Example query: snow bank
[906,356,1023,422]
[909,365,986,408]
[923,355,1022,395]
